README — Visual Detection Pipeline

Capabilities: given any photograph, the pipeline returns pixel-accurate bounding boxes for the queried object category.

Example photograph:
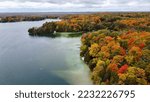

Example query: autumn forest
[0,12,149,85]
[27,12,150,85]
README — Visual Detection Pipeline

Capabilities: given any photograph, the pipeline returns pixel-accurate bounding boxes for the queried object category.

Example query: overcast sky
[0,0,150,12]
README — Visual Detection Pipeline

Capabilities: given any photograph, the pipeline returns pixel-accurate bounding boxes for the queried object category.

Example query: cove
[0,19,92,85]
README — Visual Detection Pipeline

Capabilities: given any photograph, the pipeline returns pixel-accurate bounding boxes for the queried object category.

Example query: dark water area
[0,19,92,85]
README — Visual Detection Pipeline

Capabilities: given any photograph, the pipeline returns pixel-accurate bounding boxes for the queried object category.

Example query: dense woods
[28,12,150,35]
[28,14,102,36]
[80,30,150,85]
[80,13,150,85]
[28,12,150,85]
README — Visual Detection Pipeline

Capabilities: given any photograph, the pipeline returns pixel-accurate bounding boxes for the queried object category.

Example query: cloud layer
[0,0,150,12]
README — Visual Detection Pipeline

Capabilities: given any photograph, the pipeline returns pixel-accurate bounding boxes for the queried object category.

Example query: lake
[0,19,92,85]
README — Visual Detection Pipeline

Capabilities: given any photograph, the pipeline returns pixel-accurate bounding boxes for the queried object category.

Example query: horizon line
[0,11,150,13]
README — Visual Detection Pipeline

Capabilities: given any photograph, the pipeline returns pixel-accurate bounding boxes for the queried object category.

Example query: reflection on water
[0,19,92,85]
[29,32,82,38]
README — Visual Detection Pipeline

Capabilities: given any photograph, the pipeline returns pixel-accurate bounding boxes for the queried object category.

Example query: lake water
[0,19,92,85]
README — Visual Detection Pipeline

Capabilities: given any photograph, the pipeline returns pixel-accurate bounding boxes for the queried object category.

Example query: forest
[28,12,150,85]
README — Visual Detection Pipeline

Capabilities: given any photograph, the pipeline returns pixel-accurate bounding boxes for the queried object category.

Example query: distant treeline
[0,16,58,23]
[28,12,150,36]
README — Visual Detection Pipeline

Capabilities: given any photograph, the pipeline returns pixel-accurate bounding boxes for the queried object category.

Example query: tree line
[0,16,58,23]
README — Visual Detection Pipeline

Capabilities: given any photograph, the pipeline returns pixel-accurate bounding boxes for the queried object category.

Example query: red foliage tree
[118,64,128,74]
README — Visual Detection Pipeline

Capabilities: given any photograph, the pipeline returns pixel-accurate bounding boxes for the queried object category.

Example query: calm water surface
[0,19,92,85]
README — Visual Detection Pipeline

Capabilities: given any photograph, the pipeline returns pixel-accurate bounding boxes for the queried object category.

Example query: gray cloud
[0,0,150,5]
[0,0,150,12]
[0,0,105,4]
[0,0,149,3]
